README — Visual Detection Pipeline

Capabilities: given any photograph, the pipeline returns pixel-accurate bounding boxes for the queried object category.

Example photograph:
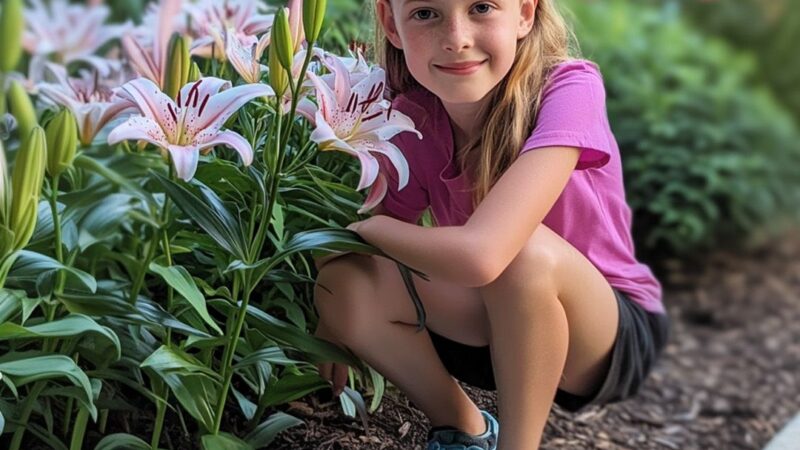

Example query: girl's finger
[317,362,332,381]
[332,364,349,396]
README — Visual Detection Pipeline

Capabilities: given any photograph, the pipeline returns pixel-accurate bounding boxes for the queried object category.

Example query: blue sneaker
[425,409,499,450]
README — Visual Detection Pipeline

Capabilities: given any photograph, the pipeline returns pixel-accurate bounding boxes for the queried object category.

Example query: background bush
[563,0,800,258]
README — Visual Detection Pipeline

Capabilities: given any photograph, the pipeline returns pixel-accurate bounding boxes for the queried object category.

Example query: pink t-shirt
[377,59,664,314]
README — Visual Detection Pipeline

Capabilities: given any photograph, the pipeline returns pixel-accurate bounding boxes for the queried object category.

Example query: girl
[313,0,670,448]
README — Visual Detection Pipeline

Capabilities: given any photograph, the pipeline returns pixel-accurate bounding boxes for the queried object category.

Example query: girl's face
[377,0,537,105]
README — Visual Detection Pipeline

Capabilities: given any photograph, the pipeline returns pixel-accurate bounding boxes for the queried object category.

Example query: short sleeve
[520,60,612,170]
[376,97,430,224]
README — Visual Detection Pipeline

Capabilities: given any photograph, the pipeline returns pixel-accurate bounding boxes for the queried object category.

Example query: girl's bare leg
[314,254,490,435]
[480,225,620,450]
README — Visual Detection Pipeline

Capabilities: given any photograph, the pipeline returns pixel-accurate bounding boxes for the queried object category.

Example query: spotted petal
[107,115,169,149]
[352,139,409,190]
[190,82,274,136]
[195,129,254,166]
[116,78,179,141]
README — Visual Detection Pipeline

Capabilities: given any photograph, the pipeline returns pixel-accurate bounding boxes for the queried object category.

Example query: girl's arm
[352,146,580,287]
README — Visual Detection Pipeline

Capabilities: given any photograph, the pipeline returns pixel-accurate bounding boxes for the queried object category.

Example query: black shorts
[426,288,670,413]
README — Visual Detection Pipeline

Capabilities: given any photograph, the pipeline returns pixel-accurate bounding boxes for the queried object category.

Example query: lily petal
[295,97,317,124]
[191,82,274,135]
[352,139,409,190]
[166,145,201,181]
[359,172,388,214]
[354,149,380,191]
[357,107,422,141]
[116,78,179,141]
[195,129,254,166]
[107,115,169,148]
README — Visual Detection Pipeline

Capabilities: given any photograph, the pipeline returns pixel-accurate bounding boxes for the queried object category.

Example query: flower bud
[7,80,37,143]
[0,0,24,72]
[9,126,46,251]
[302,0,326,45]
[273,8,294,72]
[45,108,78,177]
[188,61,202,83]
[164,33,191,100]
[288,0,305,53]
[268,40,289,97]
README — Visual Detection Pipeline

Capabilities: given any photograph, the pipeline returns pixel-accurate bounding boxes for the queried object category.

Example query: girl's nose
[441,16,473,52]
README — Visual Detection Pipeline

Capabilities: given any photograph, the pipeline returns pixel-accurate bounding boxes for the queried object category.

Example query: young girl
[313,0,670,448]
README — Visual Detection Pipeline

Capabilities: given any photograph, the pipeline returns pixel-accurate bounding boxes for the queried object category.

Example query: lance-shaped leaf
[94,433,151,450]
[7,250,97,293]
[152,171,249,260]
[0,353,96,419]
[201,433,253,450]
[260,373,329,407]
[149,262,223,335]
[0,314,121,361]
[244,412,304,449]
[141,345,221,380]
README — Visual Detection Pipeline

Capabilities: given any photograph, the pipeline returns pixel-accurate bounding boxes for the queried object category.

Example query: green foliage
[679,0,800,126]
[564,0,800,256]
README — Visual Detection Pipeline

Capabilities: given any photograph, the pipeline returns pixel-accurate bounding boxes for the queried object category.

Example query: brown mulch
[265,232,800,450]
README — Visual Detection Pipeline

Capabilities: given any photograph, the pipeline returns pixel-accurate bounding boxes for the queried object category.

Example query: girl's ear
[376,0,403,49]
[517,0,537,40]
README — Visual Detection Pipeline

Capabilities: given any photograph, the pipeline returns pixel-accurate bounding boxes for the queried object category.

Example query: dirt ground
[266,232,800,450]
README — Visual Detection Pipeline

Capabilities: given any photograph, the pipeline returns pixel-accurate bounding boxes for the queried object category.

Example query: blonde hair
[371,0,578,210]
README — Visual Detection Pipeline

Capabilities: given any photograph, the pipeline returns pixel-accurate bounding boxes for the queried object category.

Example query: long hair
[371,0,578,210]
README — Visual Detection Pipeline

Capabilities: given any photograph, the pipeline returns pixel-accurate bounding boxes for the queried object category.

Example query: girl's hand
[346,218,368,233]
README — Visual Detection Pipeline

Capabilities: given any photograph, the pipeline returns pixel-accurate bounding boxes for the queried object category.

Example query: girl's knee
[314,254,380,336]
[494,226,561,286]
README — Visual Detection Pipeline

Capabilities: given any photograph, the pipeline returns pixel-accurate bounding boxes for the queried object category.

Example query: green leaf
[160,372,218,432]
[368,366,385,414]
[149,262,223,335]
[94,433,151,450]
[7,250,97,293]
[0,353,96,419]
[0,288,24,323]
[141,345,221,381]
[244,412,304,448]
[260,373,329,407]
[243,304,361,367]
[152,171,248,260]
[201,432,254,450]
[0,314,121,361]
[234,346,300,370]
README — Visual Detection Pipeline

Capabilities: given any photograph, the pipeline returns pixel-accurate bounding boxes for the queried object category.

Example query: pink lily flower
[108,77,274,181]
[186,0,275,60]
[300,57,421,213]
[121,0,183,88]
[23,0,131,77]
[224,30,270,84]
[37,64,137,146]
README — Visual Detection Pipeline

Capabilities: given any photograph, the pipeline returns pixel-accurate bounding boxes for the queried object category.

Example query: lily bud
[273,8,294,72]
[288,0,305,53]
[302,0,326,45]
[268,40,289,97]
[188,61,202,83]
[7,80,37,142]
[45,108,78,177]
[164,33,191,100]
[9,126,46,251]
[0,0,24,72]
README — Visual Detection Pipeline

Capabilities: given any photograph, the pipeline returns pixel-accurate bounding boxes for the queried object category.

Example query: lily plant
[301,55,421,212]
[38,64,136,146]
[108,77,274,180]
[23,0,131,76]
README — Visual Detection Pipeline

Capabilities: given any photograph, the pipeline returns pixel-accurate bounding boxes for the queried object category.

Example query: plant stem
[211,271,253,434]
[129,226,160,303]
[69,406,90,450]
[8,382,46,450]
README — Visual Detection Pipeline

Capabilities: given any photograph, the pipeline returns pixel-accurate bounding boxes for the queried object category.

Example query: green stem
[150,383,168,450]
[8,382,46,450]
[129,226,160,303]
[0,72,6,115]
[49,174,65,295]
[68,406,90,450]
[211,272,252,434]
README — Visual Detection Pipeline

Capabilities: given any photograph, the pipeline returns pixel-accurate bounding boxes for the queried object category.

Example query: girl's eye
[473,3,494,14]
[412,9,435,20]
